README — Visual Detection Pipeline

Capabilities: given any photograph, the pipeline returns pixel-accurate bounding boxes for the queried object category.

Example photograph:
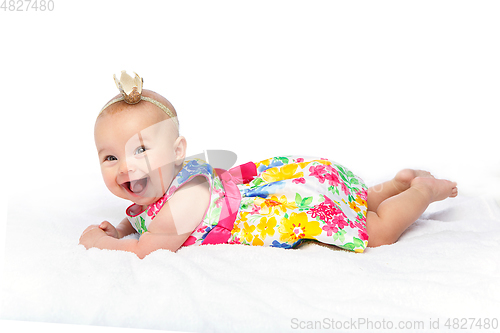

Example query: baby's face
[95,103,185,206]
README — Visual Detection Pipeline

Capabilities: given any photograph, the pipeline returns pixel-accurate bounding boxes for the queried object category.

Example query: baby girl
[79,72,458,259]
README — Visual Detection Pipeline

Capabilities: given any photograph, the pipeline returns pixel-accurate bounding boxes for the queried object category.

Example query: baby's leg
[367,169,432,212]
[366,174,457,247]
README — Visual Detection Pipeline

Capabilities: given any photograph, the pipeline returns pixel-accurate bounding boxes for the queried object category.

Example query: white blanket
[2,183,499,332]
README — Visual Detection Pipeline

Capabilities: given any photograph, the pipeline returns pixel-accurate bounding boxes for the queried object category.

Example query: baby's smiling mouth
[122,177,149,195]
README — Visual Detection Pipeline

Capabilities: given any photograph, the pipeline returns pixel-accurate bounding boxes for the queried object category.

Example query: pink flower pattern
[357,188,368,201]
[307,196,350,235]
[309,165,342,187]
[292,177,306,185]
[147,195,168,218]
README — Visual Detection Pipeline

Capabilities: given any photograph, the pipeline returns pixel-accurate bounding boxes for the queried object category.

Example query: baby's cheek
[102,174,120,193]
[148,154,175,171]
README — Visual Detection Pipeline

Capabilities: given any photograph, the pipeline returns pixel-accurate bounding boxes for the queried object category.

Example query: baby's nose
[118,160,135,174]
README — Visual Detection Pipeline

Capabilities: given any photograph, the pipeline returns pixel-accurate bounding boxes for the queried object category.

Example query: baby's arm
[80,177,210,258]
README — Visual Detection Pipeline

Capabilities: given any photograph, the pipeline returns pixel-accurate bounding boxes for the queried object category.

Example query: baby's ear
[173,136,187,165]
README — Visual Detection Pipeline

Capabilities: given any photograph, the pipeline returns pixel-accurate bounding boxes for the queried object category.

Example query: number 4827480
[1,0,54,11]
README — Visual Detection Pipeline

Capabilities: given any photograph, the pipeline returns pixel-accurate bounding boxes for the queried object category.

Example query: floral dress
[126,156,369,252]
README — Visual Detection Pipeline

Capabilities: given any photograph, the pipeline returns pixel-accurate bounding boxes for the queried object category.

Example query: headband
[99,71,179,129]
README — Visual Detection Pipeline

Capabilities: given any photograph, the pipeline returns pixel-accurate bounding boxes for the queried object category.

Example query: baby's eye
[135,146,147,155]
[104,155,117,162]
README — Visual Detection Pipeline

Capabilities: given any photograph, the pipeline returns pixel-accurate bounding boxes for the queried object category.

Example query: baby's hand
[79,225,107,249]
[99,221,119,238]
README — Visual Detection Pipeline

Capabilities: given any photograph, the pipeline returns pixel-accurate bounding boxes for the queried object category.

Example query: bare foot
[411,176,458,203]
[393,169,432,193]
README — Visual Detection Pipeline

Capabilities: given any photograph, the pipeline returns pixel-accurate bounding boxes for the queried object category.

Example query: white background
[1,1,499,332]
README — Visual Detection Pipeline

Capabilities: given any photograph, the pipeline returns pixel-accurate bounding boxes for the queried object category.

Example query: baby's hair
[98,89,180,132]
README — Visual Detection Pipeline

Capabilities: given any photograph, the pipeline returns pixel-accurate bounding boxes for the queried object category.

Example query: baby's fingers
[99,221,111,230]
[99,221,118,237]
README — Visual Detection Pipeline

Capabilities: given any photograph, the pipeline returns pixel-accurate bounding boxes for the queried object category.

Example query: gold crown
[114,71,143,104]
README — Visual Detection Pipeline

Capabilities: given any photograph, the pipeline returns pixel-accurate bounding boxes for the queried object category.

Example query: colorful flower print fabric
[229,156,368,252]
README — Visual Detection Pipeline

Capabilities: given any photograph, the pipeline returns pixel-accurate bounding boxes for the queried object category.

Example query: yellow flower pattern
[259,195,298,215]
[261,163,304,183]
[241,222,256,243]
[278,212,322,243]
[257,216,277,239]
